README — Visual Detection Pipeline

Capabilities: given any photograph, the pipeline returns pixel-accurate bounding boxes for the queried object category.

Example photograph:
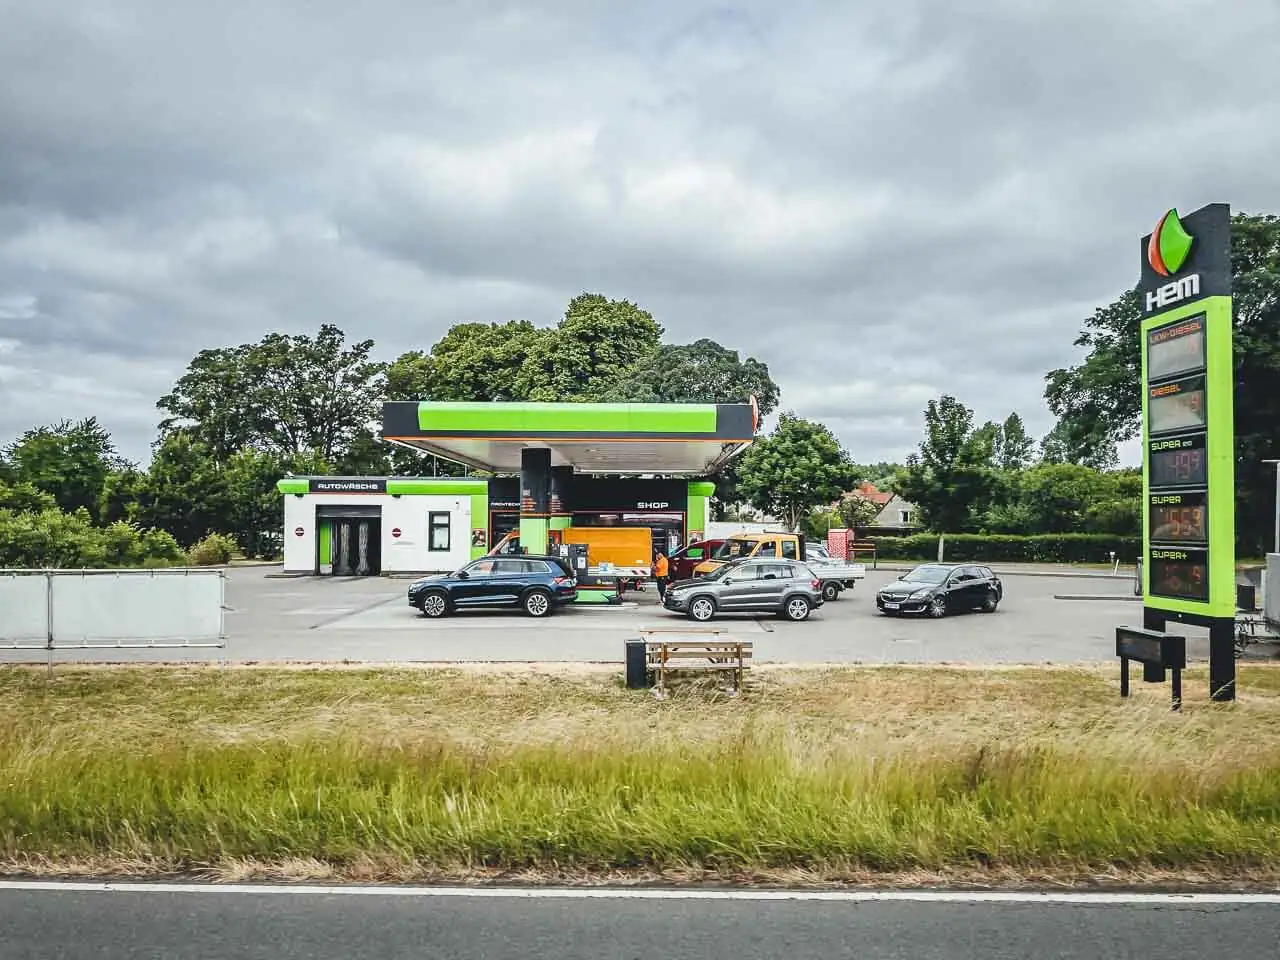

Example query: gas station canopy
[381,401,757,475]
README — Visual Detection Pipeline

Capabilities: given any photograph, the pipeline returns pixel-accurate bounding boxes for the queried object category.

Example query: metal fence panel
[50,570,224,642]
[0,572,50,644]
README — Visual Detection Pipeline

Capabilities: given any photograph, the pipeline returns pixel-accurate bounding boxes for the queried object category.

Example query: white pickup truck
[805,556,867,601]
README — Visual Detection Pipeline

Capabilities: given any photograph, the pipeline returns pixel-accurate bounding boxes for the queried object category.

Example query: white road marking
[0,881,1276,904]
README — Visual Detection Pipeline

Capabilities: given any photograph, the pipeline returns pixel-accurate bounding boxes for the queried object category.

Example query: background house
[850,482,920,536]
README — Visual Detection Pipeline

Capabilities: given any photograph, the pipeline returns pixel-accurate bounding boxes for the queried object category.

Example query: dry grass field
[1,662,1278,887]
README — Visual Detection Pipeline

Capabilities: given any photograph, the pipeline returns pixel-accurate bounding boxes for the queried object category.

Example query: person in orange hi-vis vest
[654,551,670,600]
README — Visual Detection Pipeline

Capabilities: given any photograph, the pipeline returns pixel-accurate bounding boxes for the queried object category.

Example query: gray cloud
[1,0,1277,468]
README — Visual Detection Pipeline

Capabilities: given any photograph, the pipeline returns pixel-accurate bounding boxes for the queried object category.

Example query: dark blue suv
[408,555,578,618]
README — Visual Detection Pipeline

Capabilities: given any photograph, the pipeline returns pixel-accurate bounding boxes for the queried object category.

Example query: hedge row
[867,533,1140,564]
[0,508,187,569]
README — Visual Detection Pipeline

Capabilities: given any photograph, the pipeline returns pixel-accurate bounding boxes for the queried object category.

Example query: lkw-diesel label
[1149,318,1204,343]
[1151,549,1192,560]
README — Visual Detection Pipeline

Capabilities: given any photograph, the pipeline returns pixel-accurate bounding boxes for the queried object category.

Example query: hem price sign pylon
[1137,202,1236,702]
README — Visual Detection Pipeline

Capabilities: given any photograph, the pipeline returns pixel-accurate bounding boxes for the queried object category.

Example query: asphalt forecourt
[0,568,1172,666]
[1,663,1278,889]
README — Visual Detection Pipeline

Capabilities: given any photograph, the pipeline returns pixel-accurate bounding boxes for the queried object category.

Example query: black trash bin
[1237,582,1257,611]
[624,639,651,689]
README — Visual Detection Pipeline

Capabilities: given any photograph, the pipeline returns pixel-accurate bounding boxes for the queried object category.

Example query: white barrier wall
[0,569,225,646]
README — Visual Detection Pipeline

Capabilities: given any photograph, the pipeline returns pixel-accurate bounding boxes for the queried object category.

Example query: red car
[666,539,728,581]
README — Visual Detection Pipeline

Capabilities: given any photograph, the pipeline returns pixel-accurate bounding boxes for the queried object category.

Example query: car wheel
[783,595,812,621]
[421,591,449,618]
[980,590,999,613]
[523,589,553,617]
[928,594,947,618]
[687,596,716,622]
[822,581,840,601]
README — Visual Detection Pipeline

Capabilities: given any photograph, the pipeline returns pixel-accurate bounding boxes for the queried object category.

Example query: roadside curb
[1054,594,1142,601]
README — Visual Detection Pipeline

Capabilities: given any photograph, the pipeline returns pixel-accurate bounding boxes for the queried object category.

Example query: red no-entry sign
[294,526,304,537]
[391,527,402,539]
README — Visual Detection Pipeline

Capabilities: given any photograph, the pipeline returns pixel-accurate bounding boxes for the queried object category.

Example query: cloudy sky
[2,0,1278,468]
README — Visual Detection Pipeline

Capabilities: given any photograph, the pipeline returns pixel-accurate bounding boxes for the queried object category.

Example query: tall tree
[735,413,857,530]
[4,417,126,522]
[596,338,781,415]
[895,396,998,533]
[398,320,546,402]
[1042,212,1280,553]
[132,432,230,547]
[515,293,663,401]
[224,447,328,559]
[994,412,1034,471]
[158,324,385,463]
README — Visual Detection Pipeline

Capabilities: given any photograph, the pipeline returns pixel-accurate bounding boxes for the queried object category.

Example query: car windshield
[725,539,759,558]
[709,541,735,559]
[703,560,747,581]
[902,564,951,584]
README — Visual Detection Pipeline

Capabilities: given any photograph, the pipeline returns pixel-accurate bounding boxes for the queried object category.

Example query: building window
[900,510,912,525]
[428,512,451,551]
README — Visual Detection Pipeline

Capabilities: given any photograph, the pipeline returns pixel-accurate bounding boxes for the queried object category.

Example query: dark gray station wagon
[662,557,824,622]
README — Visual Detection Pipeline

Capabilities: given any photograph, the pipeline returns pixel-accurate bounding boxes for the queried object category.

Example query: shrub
[871,533,1140,564]
[0,508,186,568]
[186,533,238,566]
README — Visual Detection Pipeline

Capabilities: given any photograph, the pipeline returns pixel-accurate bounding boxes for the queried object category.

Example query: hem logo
[1147,273,1199,312]
[1146,208,1200,312]
[1148,209,1194,276]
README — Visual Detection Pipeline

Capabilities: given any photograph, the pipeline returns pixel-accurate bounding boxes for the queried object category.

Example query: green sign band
[417,402,718,435]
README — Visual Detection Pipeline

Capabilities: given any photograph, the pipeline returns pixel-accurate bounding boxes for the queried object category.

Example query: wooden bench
[638,627,752,695]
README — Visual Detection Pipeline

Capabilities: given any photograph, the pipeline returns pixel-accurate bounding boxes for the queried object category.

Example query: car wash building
[277,400,757,576]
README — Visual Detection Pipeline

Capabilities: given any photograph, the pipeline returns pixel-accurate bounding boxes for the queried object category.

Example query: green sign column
[686,480,716,544]
[1137,202,1236,700]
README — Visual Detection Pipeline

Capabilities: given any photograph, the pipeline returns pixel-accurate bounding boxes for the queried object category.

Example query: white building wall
[381,494,471,573]
[283,495,315,572]
[282,493,472,574]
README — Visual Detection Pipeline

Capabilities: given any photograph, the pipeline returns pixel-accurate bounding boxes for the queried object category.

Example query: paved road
[3,567,1255,666]
[2,884,1277,959]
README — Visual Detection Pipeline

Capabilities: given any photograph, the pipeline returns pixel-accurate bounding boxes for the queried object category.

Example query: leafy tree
[132,433,231,547]
[515,293,663,401]
[333,432,435,477]
[596,338,781,415]
[1037,418,1118,469]
[159,324,385,463]
[735,413,857,530]
[4,417,126,521]
[856,462,904,492]
[0,478,58,514]
[836,491,882,530]
[895,396,999,532]
[99,466,150,525]
[397,320,546,402]
[1014,463,1110,534]
[994,413,1034,471]
[1042,289,1139,467]
[1043,212,1280,553]
[224,447,328,559]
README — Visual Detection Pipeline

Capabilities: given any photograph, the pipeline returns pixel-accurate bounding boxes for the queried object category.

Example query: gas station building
[277,400,757,576]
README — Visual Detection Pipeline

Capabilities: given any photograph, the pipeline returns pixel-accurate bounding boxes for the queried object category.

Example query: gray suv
[662,557,824,622]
